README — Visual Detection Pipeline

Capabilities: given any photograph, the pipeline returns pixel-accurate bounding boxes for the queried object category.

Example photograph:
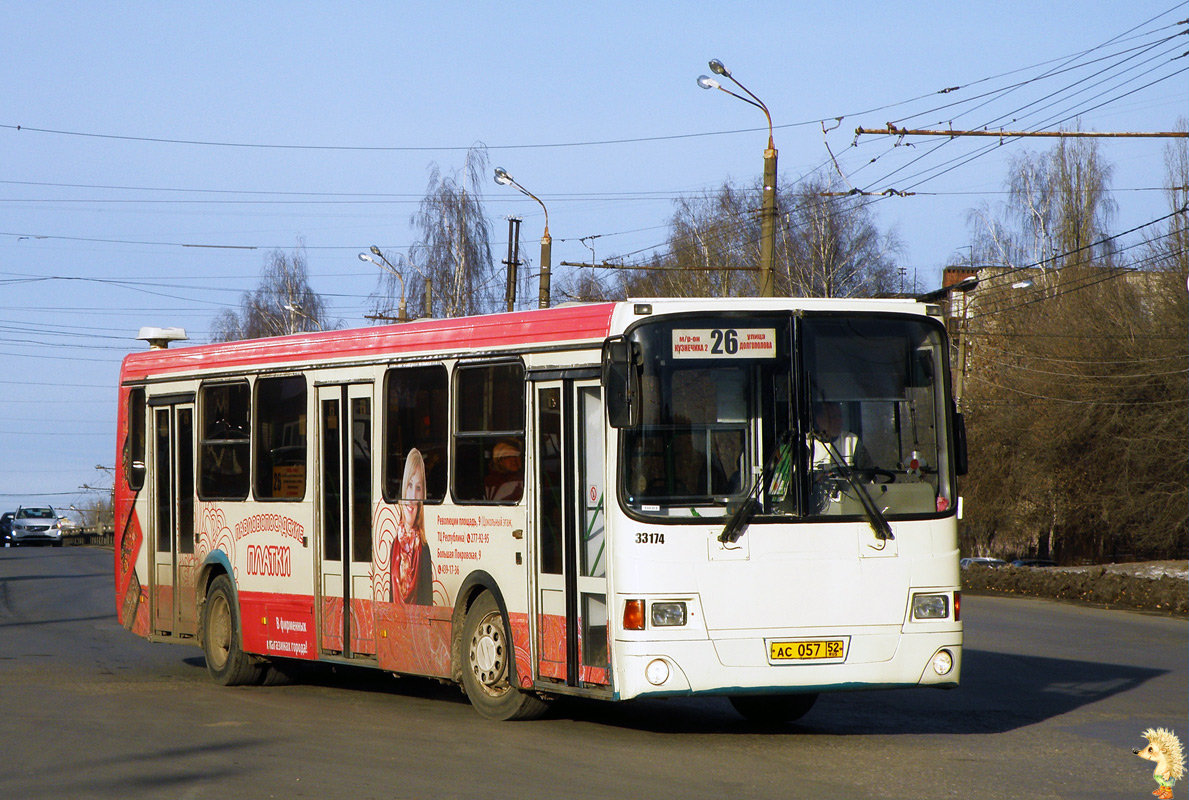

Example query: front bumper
[11,529,63,545]
[613,627,962,701]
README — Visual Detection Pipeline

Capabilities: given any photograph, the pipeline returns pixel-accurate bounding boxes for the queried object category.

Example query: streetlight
[374,246,433,318]
[494,167,551,309]
[359,250,406,322]
[698,58,777,297]
[916,274,979,303]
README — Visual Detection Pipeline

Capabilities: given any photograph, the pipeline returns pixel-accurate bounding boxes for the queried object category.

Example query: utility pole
[760,143,777,297]
[538,229,552,309]
[503,217,522,313]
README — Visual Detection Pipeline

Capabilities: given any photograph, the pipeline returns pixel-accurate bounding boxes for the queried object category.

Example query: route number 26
[709,328,739,355]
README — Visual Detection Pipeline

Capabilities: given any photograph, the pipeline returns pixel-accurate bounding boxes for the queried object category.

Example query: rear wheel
[729,693,818,725]
[201,574,265,686]
[460,591,548,721]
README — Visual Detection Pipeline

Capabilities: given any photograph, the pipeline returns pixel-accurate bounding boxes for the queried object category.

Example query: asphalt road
[1,546,1184,800]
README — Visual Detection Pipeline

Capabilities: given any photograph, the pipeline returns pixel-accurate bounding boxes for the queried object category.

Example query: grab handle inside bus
[603,337,641,428]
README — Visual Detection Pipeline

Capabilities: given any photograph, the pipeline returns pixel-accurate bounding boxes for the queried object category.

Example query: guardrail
[63,529,115,548]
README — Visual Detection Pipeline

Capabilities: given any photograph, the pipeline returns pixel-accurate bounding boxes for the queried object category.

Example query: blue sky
[2,1,1185,510]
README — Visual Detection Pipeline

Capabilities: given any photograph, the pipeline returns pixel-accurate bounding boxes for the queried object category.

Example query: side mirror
[602,338,640,428]
[952,406,968,476]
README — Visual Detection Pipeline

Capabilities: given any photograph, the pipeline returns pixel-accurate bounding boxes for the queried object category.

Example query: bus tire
[201,574,264,686]
[460,591,548,721]
[729,693,818,725]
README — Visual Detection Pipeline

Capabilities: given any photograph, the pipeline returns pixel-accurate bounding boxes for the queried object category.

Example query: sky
[2,1,1186,513]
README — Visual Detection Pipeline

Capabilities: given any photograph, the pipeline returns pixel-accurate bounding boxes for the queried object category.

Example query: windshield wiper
[718,477,761,545]
[818,440,894,542]
[719,430,793,544]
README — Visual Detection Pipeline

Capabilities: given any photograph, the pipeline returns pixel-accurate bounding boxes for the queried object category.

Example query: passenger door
[148,397,197,638]
[531,375,610,692]
[315,384,376,659]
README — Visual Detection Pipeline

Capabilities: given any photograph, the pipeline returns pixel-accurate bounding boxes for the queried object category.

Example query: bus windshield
[620,312,954,521]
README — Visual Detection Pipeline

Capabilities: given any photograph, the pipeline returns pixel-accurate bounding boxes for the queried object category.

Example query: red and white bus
[115,297,964,721]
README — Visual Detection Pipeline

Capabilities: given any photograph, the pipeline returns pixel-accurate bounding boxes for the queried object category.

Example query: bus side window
[383,364,448,504]
[254,375,307,500]
[199,381,251,500]
[453,363,525,504]
[126,387,146,490]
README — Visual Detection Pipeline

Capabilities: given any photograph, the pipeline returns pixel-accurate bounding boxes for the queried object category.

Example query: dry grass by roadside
[962,561,1188,616]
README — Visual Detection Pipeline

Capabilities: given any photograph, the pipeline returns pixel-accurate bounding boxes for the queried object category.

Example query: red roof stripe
[120,303,617,382]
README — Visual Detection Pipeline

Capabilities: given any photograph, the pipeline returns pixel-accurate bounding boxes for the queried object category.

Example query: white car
[959,556,1007,569]
[10,506,64,547]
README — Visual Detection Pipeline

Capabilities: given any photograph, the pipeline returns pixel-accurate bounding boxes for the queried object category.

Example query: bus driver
[811,402,873,471]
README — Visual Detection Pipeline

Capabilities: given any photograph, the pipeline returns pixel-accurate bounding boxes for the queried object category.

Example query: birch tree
[211,242,334,341]
[407,145,497,318]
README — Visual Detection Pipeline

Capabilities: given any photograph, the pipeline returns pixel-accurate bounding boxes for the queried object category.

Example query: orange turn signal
[623,599,645,631]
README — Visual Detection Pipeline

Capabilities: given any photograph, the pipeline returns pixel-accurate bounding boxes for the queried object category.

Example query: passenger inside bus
[484,439,524,502]
[629,435,671,497]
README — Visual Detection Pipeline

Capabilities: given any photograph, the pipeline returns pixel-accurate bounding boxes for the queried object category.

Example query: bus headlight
[912,593,950,620]
[650,601,687,627]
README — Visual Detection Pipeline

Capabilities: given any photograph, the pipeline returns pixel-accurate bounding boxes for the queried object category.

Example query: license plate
[769,639,846,661]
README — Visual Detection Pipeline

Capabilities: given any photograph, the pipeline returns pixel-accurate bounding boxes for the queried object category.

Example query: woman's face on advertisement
[402,469,425,527]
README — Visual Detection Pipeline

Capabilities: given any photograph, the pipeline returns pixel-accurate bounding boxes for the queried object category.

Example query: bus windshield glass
[620,312,953,521]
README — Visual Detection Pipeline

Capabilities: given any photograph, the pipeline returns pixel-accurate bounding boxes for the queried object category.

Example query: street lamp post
[378,245,433,318]
[493,167,551,309]
[698,59,777,297]
[359,250,406,322]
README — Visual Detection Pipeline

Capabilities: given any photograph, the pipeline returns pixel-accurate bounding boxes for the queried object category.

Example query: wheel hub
[470,614,506,689]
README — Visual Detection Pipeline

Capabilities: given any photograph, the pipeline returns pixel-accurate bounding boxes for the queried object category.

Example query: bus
[114,297,965,721]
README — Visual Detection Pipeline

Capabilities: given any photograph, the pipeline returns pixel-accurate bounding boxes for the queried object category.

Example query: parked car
[0,511,13,545]
[10,506,64,547]
[1011,558,1057,567]
[960,556,1007,569]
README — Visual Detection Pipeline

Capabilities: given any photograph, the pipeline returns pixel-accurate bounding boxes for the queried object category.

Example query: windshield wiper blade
[718,430,793,545]
[719,476,762,544]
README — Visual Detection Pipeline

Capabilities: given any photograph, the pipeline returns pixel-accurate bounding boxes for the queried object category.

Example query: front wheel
[460,591,548,721]
[729,693,818,725]
[201,574,265,686]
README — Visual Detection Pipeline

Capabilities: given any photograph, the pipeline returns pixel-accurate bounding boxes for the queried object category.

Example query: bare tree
[555,265,615,303]
[211,241,335,341]
[405,146,497,318]
[781,176,898,297]
[958,135,1186,563]
[966,134,1117,278]
[613,174,897,299]
[73,495,113,533]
